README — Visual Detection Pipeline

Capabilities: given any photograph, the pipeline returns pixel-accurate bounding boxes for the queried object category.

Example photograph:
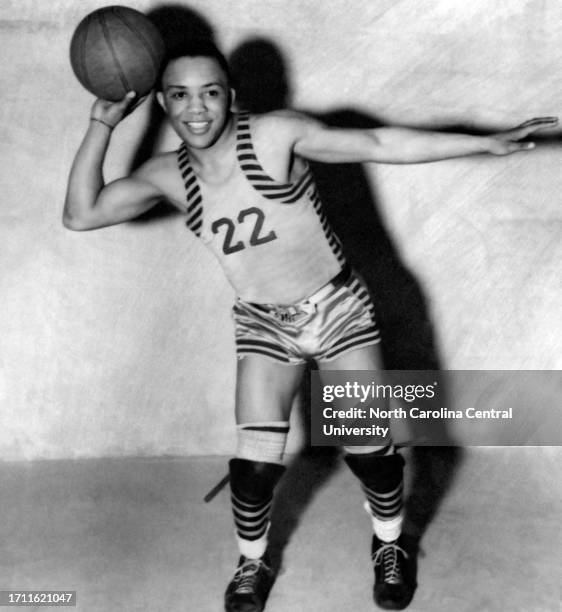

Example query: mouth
[184,120,211,135]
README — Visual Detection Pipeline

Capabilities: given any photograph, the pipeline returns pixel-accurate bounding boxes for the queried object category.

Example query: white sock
[236,524,269,559]
[364,502,403,542]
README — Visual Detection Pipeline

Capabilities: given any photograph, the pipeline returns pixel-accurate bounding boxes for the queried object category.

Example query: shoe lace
[372,542,409,585]
[232,558,265,594]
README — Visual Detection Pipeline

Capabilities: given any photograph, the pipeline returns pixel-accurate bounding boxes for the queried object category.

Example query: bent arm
[63,93,160,230]
[284,112,557,164]
[64,122,162,230]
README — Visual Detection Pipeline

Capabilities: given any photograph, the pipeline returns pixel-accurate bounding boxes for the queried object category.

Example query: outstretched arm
[282,112,558,164]
[63,93,162,231]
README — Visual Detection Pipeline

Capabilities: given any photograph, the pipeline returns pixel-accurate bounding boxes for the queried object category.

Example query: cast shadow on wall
[229,39,462,572]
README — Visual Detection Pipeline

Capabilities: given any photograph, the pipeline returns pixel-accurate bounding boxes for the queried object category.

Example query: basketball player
[63,41,556,611]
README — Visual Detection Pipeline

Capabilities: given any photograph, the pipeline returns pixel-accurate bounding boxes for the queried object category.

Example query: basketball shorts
[232,267,381,364]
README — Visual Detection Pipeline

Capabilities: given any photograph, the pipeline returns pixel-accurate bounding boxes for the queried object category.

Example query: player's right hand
[90,91,141,129]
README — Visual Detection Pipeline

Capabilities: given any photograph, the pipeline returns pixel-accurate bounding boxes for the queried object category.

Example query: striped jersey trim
[177,143,203,237]
[236,111,346,265]
[176,112,346,265]
[236,111,314,204]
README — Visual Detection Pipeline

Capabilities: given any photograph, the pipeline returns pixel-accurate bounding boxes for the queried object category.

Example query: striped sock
[231,489,273,559]
[229,458,285,559]
[344,445,405,543]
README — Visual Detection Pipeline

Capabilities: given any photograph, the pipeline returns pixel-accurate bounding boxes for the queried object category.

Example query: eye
[205,89,220,98]
[170,91,187,100]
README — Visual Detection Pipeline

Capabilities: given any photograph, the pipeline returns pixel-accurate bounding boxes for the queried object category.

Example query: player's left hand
[488,116,558,155]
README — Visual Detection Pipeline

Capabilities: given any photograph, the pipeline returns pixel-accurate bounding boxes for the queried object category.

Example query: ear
[156,91,165,112]
[229,88,237,111]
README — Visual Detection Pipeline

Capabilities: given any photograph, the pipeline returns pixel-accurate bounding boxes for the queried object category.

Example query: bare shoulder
[248,111,323,181]
[250,109,318,143]
[132,150,187,211]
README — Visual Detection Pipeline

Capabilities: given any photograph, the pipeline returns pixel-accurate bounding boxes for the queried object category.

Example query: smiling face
[157,56,235,150]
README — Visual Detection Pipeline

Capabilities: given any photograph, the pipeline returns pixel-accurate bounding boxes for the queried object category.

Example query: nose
[187,94,205,113]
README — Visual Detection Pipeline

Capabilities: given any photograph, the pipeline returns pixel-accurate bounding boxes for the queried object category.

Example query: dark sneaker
[371,535,415,610]
[224,554,275,612]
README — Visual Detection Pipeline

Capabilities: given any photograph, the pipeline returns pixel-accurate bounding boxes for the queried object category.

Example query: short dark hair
[157,39,232,91]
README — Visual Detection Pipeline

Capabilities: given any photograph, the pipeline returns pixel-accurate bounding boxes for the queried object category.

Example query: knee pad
[236,421,289,464]
[344,448,405,492]
[229,458,286,505]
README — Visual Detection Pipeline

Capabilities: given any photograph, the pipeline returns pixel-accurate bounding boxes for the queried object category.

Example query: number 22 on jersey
[211,206,277,255]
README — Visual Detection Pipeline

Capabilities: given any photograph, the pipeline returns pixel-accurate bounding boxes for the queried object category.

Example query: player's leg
[225,354,305,612]
[232,354,304,561]
[318,344,414,610]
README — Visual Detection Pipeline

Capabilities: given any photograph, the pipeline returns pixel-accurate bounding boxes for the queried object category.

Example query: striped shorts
[232,268,381,364]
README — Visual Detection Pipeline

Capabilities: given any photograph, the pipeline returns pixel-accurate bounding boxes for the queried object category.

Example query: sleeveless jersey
[177,111,346,304]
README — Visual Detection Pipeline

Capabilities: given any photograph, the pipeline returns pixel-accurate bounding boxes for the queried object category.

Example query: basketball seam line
[113,9,161,77]
[99,9,129,96]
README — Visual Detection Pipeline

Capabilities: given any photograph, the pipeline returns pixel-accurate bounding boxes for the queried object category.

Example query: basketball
[69,6,165,101]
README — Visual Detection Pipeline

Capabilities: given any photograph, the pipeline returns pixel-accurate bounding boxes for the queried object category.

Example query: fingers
[514,141,535,151]
[488,116,556,155]
[517,116,558,128]
[115,91,149,116]
[514,116,558,139]
[121,91,139,116]
[111,91,137,114]
[90,91,140,128]
[94,91,137,111]
[496,116,557,145]
[508,140,537,154]
[490,139,537,156]
[121,90,137,107]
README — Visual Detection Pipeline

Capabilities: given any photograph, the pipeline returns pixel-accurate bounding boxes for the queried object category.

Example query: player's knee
[229,422,289,504]
[344,442,405,490]
[236,421,290,464]
[229,458,286,505]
